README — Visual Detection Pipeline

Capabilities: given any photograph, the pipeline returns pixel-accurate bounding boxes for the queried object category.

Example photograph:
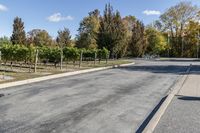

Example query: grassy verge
[0,59,132,84]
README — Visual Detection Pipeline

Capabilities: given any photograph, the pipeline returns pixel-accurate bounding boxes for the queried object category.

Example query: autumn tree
[160,1,199,57]
[123,15,136,36]
[149,20,163,32]
[76,9,100,49]
[145,27,167,55]
[11,17,26,45]
[183,21,200,57]
[27,29,53,46]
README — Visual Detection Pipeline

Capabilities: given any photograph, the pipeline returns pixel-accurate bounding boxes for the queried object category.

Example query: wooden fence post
[94,52,97,65]
[60,48,63,70]
[79,50,83,68]
[34,49,38,73]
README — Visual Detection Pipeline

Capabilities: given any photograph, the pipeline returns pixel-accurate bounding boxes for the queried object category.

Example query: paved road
[154,64,200,133]
[0,60,191,133]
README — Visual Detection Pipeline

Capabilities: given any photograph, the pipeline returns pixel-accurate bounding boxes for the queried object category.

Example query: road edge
[0,62,135,89]
[143,64,192,133]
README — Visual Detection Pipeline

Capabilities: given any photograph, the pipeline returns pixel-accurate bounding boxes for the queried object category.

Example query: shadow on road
[177,96,200,101]
[189,65,200,75]
[135,96,167,133]
[157,59,200,62]
[118,65,190,75]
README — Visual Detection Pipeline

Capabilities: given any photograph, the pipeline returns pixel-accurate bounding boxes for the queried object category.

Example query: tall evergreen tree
[112,11,129,57]
[122,15,137,55]
[98,4,128,58]
[129,20,147,57]
[11,17,26,45]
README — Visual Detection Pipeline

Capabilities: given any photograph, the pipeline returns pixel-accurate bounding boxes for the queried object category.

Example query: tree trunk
[94,53,97,65]
[29,63,31,73]
[20,63,22,70]
[10,61,13,70]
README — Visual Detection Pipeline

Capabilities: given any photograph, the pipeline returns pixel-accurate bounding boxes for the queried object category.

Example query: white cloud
[47,13,74,22]
[0,4,8,11]
[143,10,161,16]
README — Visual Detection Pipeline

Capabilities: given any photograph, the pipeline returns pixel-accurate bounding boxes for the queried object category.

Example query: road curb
[0,62,135,89]
[143,64,192,133]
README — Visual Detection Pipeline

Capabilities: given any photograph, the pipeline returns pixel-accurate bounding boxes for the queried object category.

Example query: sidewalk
[154,66,200,133]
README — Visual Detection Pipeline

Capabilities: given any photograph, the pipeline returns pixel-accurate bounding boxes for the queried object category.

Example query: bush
[0,44,30,63]
[63,47,80,62]
[0,44,110,66]
[82,49,97,58]
[98,47,109,59]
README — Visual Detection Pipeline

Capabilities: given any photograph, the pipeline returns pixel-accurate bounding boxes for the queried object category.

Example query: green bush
[98,47,109,59]
[0,44,31,63]
[0,44,110,65]
[63,47,80,61]
[82,49,97,58]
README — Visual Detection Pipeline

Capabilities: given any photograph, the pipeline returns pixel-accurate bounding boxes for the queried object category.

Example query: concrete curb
[0,62,135,89]
[143,64,192,133]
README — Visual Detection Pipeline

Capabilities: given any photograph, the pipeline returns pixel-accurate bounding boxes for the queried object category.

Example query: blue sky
[0,0,199,38]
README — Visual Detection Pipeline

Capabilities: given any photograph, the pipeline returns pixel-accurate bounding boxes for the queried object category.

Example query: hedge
[0,44,110,64]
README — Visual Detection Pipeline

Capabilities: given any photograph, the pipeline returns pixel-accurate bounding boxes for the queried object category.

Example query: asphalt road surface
[0,60,191,133]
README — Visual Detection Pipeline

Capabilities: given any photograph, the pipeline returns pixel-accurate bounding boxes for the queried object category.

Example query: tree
[183,21,200,57]
[0,36,11,46]
[112,11,129,57]
[98,4,128,58]
[123,15,136,36]
[27,29,53,46]
[11,17,26,45]
[56,28,71,70]
[129,20,147,57]
[160,2,199,56]
[148,20,163,31]
[146,27,167,55]
[76,9,100,49]
[57,28,71,47]
[122,16,137,55]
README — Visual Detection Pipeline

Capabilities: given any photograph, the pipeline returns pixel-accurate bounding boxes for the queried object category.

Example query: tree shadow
[118,65,189,75]
[157,59,200,62]
[189,65,200,75]
[177,96,200,101]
